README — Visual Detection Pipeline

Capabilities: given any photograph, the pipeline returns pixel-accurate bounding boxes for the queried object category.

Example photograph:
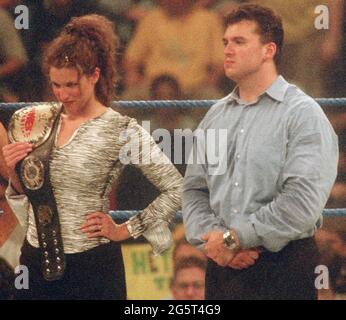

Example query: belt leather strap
[13,105,66,281]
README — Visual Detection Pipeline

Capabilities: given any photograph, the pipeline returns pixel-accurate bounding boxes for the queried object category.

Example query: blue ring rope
[0,98,346,110]
[109,209,346,221]
[1,99,345,218]
[0,209,345,219]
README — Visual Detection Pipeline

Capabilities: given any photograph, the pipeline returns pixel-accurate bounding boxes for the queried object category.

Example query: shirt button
[233,209,238,213]
[234,182,239,187]
[240,129,244,134]
[236,154,240,159]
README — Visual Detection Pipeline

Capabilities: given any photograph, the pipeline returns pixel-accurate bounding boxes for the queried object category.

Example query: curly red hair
[43,14,119,106]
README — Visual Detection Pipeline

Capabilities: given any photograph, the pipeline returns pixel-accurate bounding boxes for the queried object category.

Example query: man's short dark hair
[173,256,207,280]
[225,4,284,65]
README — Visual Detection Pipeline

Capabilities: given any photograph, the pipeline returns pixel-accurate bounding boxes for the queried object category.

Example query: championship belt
[8,103,66,281]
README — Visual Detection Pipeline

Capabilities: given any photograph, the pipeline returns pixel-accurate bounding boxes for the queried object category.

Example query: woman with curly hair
[2,14,182,300]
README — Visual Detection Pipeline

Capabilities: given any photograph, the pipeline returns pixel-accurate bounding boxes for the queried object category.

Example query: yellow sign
[122,243,173,300]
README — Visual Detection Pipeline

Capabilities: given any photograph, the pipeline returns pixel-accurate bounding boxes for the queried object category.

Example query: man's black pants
[205,237,319,300]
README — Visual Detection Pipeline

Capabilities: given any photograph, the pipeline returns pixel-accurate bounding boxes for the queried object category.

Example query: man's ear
[264,42,277,61]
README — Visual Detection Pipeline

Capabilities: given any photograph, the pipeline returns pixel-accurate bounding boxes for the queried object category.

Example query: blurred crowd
[1,0,345,103]
[1,0,346,140]
[1,0,346,300]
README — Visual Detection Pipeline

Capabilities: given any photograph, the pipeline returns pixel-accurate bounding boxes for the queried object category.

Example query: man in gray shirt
[182,4,339,299]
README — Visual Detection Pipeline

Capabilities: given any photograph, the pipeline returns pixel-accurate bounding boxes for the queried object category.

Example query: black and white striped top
[8,108,182,255]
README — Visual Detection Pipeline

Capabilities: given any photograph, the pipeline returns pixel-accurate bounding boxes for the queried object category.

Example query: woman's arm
[1,121,31,194]
[124,119,183,254]
[0,122,31,228]
[0,122,9,181]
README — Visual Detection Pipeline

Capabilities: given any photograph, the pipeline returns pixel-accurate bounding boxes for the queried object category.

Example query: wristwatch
[223,229,240,251]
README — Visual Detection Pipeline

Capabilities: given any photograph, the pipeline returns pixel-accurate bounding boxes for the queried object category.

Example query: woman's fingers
[2,143,33,168]
[86,231,103,238]
[81,223,101,232]
[6,151,30,166]
[2,142,32,155]
[80,212,119,240]
[80,212,107,233]
[85,212,104,221]
[81,218,100,229]
[81,223,103,238]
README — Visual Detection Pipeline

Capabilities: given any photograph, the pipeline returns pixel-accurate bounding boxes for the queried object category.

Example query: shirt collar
[265,75,290,102]
[225,75,290,105]
[229,87,240,101]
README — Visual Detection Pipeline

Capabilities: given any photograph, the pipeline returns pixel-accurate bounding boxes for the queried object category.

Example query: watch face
[223,231,237,250]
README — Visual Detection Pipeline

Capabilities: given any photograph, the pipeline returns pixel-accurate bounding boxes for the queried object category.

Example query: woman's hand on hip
[80,211,130,242]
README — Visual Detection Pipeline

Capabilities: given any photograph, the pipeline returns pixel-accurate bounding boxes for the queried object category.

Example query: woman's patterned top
[7,107,182,255]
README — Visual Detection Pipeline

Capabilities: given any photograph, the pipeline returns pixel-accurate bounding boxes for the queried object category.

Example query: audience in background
[321,0,346,98]
[0,0,28,102]
[98,0,154,44]
[172,237,207,267]
[0,0,345,301]
[170,256,207,300]
[0,257,16,300]
[315,229,346,300]
[123,0,224,100]
[0,0,343,101]
[249,0,326,97]
[326,148,346,209]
